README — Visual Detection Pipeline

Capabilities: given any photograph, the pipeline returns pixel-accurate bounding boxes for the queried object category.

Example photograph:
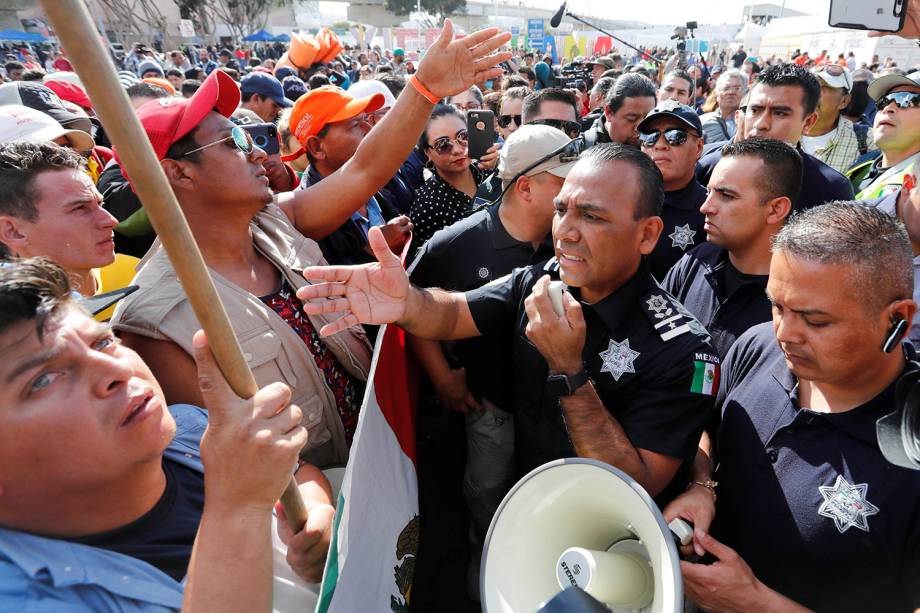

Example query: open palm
[297,227,410,336]
[414,19,512,99]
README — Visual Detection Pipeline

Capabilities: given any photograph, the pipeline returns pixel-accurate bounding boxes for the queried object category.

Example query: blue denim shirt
[0,404,207,612]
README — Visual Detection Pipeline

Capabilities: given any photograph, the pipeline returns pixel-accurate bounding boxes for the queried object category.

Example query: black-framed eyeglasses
[638,128,692,148]
[498,114,522,128]
[498,137,584,200]
[528,118,582,139]
[877,90,920,111]
[180,125,254,157]
[427,129,469,156]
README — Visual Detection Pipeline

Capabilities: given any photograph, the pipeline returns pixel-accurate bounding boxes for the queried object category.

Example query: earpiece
[883,318,909,353]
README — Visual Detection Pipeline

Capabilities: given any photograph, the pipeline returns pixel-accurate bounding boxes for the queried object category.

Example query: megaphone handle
[668,517,694,546]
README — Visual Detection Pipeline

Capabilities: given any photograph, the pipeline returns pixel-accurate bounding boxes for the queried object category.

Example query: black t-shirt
[713,324,920,612]
[465,259,717,504]
[72,459,204,581]
[409,203,553,408]
[721,257,767,300]
[647,178,708,281]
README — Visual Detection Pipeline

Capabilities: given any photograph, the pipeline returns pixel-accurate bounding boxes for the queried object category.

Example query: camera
[877,365,920,470]
[558,62,593,90]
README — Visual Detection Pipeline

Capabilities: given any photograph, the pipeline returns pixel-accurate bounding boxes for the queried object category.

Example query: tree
[384,0,467,21]
[95,0,167,47]
[181,0,292,42]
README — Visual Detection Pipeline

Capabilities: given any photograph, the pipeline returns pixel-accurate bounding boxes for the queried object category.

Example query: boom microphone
[550,1,567,28]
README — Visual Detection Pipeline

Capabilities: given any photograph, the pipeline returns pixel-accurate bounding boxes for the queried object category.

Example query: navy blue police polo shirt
[711,323,920,612]
[661,242,771,358]
[647,177,708,281]
[695,144,854,212]
[409,203,554,409]
[465,258,718,504]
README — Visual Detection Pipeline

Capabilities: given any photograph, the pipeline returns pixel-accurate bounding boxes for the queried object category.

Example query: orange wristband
[409,74,440,104]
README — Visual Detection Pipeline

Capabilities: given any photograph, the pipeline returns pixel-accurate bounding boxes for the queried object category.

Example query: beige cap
[498,124,579,181]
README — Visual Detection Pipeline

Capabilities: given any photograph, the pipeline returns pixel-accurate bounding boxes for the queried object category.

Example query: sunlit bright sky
[318,0,832,26]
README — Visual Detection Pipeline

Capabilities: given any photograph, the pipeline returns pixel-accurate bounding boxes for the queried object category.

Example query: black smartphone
[467,109,495,160]
[829,0,907,32]
[240,122,280,156]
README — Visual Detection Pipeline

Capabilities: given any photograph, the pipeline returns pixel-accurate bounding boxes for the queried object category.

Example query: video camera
[878,364,920,470]
[670,21,698,54]
[558,62,592,92]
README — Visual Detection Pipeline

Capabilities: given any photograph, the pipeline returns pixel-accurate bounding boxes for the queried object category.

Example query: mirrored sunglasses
[638,128,691,148]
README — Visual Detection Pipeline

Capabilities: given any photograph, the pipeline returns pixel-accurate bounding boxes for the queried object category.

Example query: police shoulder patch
[640,291,712,343]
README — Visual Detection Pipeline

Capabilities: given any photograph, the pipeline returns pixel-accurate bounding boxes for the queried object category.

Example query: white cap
[42,70,84,89]
[498,124,579,181]
[346,79,397,109]
[0,104,94,152]
[813,66,852,92]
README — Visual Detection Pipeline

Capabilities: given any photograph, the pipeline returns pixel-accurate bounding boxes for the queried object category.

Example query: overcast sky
[320,0,832,26]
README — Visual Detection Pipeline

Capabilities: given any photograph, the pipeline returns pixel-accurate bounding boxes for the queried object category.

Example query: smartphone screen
[467,110,495,160]
[829,0,907,32]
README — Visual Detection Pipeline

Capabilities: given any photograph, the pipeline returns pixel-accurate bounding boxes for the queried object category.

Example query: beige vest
[112,203,372,467]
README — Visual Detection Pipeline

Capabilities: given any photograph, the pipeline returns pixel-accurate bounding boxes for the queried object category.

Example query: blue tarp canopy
[273,33,290,42]
[243,29,275,42]
[0,29,48,42]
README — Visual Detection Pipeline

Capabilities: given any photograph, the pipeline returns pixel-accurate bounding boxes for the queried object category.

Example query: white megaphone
[481,458,686,613]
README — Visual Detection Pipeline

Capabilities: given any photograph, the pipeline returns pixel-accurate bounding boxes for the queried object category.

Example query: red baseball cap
[43,79,93,112]
[119,69,239,165]
[282,85,383,161]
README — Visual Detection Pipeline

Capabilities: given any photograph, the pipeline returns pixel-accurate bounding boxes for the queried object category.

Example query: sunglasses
[638,128,692,148]
[529,118,582,139]
[498,114,522,128]
[428,129,469,155]
[498,137,585,200]
[180,125,254,157]
[877,90,920,111]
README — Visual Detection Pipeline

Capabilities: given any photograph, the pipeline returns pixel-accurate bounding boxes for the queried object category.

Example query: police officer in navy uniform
[297,144,717,505]
[663,138,800,357]
[665,203,920,612]
[637,100,709,279]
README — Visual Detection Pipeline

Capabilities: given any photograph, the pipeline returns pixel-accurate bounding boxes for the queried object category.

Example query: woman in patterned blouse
[409,104,489,253]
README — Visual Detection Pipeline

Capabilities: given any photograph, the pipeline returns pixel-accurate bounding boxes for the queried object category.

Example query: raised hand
[297,225,411,336]
[414,19,512,99]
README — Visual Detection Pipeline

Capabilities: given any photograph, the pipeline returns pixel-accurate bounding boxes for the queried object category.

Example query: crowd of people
[1,8,920,612]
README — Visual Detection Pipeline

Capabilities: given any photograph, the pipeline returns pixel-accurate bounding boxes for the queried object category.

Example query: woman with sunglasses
[410,104,489,253]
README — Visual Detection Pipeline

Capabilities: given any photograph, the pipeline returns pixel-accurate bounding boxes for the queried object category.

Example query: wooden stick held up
[39,0,308,531]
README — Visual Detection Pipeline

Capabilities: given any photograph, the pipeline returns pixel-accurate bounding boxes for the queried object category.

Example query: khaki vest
[112,203,372,467]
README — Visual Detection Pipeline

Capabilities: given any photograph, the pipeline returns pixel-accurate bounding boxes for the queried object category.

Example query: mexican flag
[315,323,419,613]
[691,360,719,396]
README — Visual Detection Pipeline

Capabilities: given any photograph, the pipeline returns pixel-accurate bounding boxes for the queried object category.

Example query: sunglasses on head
[428,129,469,155]
[180,125,254,157]
[498,137,585,200]
[498,114,522,128]
[877,90,920,111]
[638,128,692,148]
[529,118,582,139]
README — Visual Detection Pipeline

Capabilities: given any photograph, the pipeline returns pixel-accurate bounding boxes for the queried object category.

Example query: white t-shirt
[800,127,838,156]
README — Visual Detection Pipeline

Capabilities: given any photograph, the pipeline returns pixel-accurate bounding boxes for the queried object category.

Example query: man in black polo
[669,204,920,612]
[696,63,853,212]
[298,144,717,505]
[408,124,578,602]
[662,138,800,357]
[637,101,708,279]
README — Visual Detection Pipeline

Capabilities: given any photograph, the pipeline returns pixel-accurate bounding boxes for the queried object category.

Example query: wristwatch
[546,369,590,396]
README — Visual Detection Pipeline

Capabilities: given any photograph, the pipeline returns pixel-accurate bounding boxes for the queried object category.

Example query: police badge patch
[668,224,697,251]
[599,338,640,381]
[817,475,879,533]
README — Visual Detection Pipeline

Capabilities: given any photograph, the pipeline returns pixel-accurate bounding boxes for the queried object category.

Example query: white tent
[735,21,767,51]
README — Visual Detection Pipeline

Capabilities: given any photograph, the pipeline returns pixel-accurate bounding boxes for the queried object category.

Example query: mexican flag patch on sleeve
[691,360,720,396]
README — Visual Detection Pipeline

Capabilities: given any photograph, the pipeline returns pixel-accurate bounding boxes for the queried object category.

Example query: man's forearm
[282,86,435,239]
[399,286,479,340]
[561,382,649,487]
[183,506,272,612]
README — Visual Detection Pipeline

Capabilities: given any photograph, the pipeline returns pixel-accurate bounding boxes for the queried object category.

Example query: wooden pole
[40,0,308,531]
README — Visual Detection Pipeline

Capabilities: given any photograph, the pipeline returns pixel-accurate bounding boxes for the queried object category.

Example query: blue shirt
[0,404,207,612]
[661,242,771,358]
[713,324,920,611]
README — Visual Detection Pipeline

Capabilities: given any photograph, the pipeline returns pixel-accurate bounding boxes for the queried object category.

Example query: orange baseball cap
[282,85,384,161]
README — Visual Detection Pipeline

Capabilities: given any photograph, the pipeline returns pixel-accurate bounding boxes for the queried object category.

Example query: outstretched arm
[277,20,512,240]
[297,226,481,340]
